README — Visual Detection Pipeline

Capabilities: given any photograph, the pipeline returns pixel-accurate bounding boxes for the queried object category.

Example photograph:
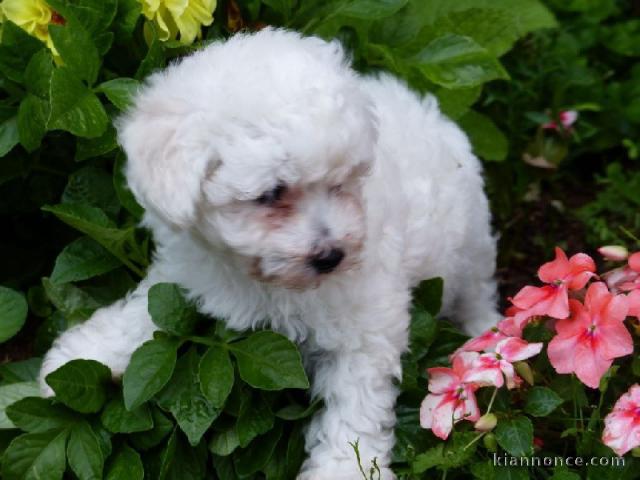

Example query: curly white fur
[40,28,499,479]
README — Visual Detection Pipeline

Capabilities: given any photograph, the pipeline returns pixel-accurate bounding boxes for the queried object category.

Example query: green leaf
[275,399,322,420]
[45,360,111,413]
[42,203,148,276]
[495,465,529,480]
[0,21,45,83]
[0,383,40,429]
[524,386,564,417]
[49,23,100,85]
[495,416,533,457]
[129,407,173,450]
[48,67,109,138]
[24,49,54,98]
[114,0,142,40]
[199,347,234,408]
[148,283,198,336]
[412,432,478,472]
[236,393,275,447]
[96,78,141,110]
[6,397,76,432]
[50,237,121,284]
[458,109,509,161]
[45,0,118,34]
[42,277,102,323]
[135,27,165,79]
[0,286,28,343]
[18,95,49,152]
[0,358,42,384]
[0,116,19,158]
[338,0,408,19]
[208,424,240,456]
[67,421,104,480]
[123,337,179,410]
[146,429,208,480]
[101,394,153,433]
[229,331,309,390]
[549,467,581,480]
[75,125,118,161]
[413,277,444,316]
[436,86,482,120]
[62,166,120,216]
[113,152,145,219]
[157,349,219,446]
[234,423,284,476]
[410,34,508,89]
[105,444,144,480]
[2,430,67,480]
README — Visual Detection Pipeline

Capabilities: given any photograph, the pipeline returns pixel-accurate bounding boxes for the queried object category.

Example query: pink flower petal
[458,328,507,353]
[496,337,543,362]
[630,252,640,273]
[427,367,458,394]
[584,282,612,314]
[459,386,480,422]
[419,393,440,429]
[598,246,629,262]
[430,397,456,440]
[547,334,579,374]
[538,247,570,284]
[559,110,578,128]
[511,285,553,310]
[601,293,630,324]
[628,290,640,318]
[598,321,633,360]
[574,341,613,389]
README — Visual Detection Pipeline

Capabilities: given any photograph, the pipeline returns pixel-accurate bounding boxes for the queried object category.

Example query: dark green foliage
[0,0,637,479]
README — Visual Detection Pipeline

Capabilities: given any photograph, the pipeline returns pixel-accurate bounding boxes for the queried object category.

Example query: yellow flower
[0,0,60,52]
[140,0,216,45]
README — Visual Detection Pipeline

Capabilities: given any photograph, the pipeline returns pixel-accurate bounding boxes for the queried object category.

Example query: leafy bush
[2,0,639,479]
[478,1,640,267]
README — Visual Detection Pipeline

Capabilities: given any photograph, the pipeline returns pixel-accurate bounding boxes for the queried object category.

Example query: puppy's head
[119,28,376,289]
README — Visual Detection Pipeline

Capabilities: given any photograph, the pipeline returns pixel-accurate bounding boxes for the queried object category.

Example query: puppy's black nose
[309,248,345,274]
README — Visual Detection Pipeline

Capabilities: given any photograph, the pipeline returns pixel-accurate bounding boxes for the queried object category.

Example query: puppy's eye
[329,184,343,194]
[256,183,287,206]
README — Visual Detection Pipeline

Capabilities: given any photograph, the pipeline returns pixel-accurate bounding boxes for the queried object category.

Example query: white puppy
[40,28,499,479]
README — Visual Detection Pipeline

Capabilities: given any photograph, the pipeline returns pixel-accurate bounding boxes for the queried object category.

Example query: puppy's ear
[117,88,216,228]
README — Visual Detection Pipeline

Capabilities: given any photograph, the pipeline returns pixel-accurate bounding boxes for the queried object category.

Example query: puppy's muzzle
[308,248,345,274]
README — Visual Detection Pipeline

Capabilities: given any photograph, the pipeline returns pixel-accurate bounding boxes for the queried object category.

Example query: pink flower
[547,282,632,389]
[543,110,578,131]
[420,352,480,440]
[629,290,640,319]
[598,245,629,262]
[510,247,596,323]
[606,253,640,292]
[497,306,529,337]
[604,266,640,293]
[603,385,640,456]
[454,327,508,356]
[464,337,543,389]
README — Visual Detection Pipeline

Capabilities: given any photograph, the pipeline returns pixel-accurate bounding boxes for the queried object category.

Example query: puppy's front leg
[39,277,158,396]
[299,308,408,480]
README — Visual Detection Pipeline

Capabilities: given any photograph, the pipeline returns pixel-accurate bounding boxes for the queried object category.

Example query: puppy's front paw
[297,462,396,480]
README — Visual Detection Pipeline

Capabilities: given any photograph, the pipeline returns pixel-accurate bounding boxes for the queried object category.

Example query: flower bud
[514,361,534,385]
[475,413,497,432]
[483,433,497,452]
[598,246,629,262]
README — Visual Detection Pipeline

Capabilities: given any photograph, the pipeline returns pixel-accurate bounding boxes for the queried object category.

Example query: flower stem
[486,387,499,413]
